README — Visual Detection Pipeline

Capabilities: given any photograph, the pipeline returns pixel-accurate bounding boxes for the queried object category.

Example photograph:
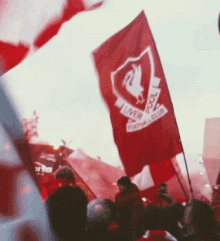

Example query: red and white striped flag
[0,74,56,240]
[0,0,103,74]
[92,11,188,203]
[131,157,189,203]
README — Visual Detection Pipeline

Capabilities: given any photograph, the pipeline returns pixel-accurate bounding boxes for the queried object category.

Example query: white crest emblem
[111,46,168,132]
[122,64,145,104]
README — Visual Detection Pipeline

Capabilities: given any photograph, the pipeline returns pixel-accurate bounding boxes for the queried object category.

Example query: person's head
[55,167,75,181]
[183,199,217,231]
[158,183,167,192]
[117,176,132,192]
[87,199,112,230]
[144,205,168,230]
[166,203,185,223]
[46,186,88,241]
[87,199,129,241]
[165,203,185,238]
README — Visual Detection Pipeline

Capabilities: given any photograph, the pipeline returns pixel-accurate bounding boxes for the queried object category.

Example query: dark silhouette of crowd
[44,168,220,241]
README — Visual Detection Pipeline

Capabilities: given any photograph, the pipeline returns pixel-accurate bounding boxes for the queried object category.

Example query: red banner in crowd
[132,157,189,203]
[92,11,183,177]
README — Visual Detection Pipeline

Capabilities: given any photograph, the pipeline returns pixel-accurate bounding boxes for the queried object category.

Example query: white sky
[2,0,220,178]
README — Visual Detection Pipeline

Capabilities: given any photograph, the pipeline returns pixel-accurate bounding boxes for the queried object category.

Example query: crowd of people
[41,167,220,241]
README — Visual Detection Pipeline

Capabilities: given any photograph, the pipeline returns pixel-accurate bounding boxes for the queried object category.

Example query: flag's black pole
[182,150,194,198]
[147,15,194,200]
[153,65,194,200]
[171,159,189,200]
[163,83,194,200]
[164,91,194,200]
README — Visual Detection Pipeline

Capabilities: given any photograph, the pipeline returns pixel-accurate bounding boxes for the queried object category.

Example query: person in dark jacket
[46,185,88,241]
[181,199,220,241]
[165,203,185,240]
[115,176,145,240]
[137,205,177,241]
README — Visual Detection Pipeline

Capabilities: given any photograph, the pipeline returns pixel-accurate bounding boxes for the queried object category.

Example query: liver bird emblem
[122,64,145,104]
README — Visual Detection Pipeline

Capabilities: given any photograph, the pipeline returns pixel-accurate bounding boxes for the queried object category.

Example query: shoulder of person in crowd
[180,229,220,241]
[136,230,177,241]
[131,183,140,193]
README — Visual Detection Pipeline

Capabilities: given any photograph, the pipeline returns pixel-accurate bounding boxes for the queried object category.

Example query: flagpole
[163,79,194,200]
[163,82,194,200]
[171,159,189,201]
[182,150,194,198]
[146,17,194,200]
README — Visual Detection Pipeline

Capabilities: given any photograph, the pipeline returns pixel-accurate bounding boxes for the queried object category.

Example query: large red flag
[0,0,103,74]
[92,11,183,178]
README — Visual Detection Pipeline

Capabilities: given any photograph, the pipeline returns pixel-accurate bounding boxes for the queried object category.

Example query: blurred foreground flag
[0,75,56,240]
[0,0,103,74]
[92,11,188,202]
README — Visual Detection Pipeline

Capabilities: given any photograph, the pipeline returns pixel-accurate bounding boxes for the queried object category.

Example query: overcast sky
[2,0,220,179]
